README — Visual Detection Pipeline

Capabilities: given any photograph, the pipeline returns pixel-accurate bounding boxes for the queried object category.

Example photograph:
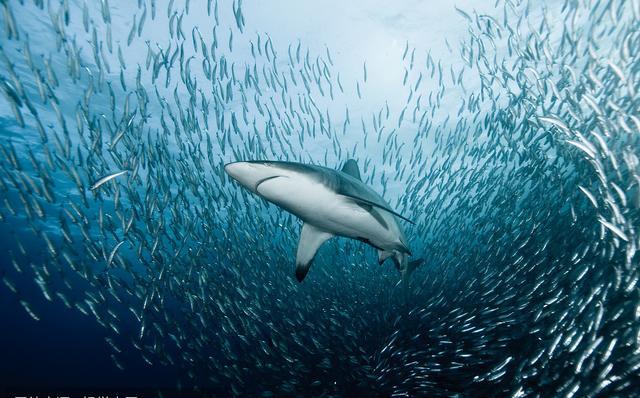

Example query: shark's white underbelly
[256,173,399,249]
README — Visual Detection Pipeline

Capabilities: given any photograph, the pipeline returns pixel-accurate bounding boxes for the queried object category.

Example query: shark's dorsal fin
[341,159,361,181]
[295,223,333,281]
[339,193,415,225]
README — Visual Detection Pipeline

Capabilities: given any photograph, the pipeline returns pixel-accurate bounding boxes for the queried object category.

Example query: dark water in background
[0,226,178,394]
[1,0,640,397]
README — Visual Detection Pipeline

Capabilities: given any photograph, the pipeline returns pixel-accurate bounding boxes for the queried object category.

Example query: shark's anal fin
[295,223,333,282]
[341,159,361,181]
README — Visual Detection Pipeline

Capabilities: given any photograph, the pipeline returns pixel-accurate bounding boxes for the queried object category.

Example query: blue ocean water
[1,0,639,397]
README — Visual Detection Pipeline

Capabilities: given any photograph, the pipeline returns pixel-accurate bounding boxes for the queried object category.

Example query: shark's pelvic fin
[341,159,362,181]
[378,250,394,265]
[295,223,333,281]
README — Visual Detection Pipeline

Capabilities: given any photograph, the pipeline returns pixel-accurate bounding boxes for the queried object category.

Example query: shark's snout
[224,161,254,190]
[224,161,246,181]
[224,161,277,192]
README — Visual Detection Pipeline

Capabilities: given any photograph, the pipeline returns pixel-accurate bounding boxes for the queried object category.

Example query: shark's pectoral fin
[353,201,389,230]
[339,194,415,225]
[295,223,333,282]
[378,250,394,265]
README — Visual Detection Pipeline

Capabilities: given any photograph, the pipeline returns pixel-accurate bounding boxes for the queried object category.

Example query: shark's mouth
[254,175,285,192]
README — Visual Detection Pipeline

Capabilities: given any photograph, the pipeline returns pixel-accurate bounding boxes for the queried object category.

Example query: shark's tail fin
[401,257,425,286]
[391,252,425,286]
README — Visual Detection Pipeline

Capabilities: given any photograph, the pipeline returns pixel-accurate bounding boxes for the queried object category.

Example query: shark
[224,159,424,282]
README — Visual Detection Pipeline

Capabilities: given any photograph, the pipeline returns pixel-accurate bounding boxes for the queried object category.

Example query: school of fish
[0,0,639,396]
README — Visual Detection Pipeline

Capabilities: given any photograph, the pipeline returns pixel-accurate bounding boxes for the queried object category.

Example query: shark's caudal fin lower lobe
[400,257,425,287]
[406,258,425,278]
[385,252,425,285]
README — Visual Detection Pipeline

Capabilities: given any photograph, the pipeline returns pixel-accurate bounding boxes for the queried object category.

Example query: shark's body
[224,159,423,281]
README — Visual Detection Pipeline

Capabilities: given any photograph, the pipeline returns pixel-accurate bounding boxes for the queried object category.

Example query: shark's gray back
[248,160,394,211]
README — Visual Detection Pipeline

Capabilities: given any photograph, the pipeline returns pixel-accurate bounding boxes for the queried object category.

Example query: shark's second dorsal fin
[295,223,333,282]
[341,159,361,181]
